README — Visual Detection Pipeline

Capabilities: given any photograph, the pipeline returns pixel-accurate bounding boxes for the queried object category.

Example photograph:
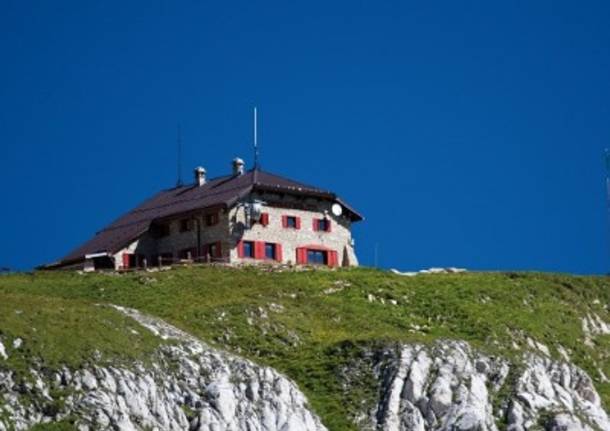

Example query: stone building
[45,158,363,271]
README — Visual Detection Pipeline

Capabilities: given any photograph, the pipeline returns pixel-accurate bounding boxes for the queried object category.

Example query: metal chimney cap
[232,157,245,175]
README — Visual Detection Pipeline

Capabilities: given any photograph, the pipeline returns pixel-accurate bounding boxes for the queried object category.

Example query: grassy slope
[1,267,609,430]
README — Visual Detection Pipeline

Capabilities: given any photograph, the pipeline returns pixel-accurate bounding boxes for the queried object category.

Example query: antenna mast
[253,107,260,169]
[176,124,183,187]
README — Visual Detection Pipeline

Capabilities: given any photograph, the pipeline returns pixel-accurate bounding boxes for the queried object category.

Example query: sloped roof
[50,169,362,266]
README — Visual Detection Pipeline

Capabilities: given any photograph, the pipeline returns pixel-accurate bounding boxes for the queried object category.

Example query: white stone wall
[228,194,358,267]
[113,193,359,269]
[113,210,231,269]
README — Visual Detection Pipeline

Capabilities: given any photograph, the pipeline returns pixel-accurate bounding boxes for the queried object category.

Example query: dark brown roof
[51,169,363,266]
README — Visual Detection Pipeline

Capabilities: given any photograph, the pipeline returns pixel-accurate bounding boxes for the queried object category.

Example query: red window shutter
[328,250,338,267]
[254,241,265,260]
[261,213,269,226]
[282,215,287,228]
[296,247,306,264]
[237,240,244,258]
[275,244,283,262]
[295,217,301,230]
[122,253,131,269]
[327,219,332,232]
[313,219,318,231]
[215,241,222,258]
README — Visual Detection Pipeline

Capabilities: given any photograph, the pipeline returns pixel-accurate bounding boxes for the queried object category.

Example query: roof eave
[251,184,363,222]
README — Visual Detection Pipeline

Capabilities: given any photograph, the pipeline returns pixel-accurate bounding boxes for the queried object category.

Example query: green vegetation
[0,288,162,375]
[0,267,609,430]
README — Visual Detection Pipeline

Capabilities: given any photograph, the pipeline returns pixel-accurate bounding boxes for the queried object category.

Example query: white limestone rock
[2,306,610,431]
[368,340,610,431]
[12,338,22,349]
[0,341,7,360]
[0,306,326,431]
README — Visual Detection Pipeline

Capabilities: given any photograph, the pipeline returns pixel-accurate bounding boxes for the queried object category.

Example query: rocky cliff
[2,309,609,430]
[351,341,610,431]
[0,306,326,431]
[1,268,609,430]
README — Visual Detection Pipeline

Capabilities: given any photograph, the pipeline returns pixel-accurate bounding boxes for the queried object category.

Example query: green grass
[0,267,609,430]
[0,289,162,375]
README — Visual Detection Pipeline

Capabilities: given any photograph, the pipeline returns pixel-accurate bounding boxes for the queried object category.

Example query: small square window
[286,216,297,228]
[206,213,219,226]
[180,219,192,232]
[317,219,329,232]
[243,241,255,258]
[265,243,276,260]
[307,249,327,265]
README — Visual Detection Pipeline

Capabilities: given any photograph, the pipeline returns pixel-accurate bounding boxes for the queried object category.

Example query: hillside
[1,267,610,430]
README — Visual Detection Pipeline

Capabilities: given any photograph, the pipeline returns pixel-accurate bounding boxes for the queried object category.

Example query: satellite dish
[249,202,263,221]
[331,203,343,216]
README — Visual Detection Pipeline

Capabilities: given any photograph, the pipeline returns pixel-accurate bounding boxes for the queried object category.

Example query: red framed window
[122,253,135,269]
[238,240,283,262]
[260,213,269,226]
[295,247,338,267]
[241,241,255,258]
[313,218,331,232]
[282,215,301,229]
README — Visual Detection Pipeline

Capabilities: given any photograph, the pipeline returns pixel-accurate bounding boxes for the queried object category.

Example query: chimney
[194,166,206,186]
[232,157,245,176]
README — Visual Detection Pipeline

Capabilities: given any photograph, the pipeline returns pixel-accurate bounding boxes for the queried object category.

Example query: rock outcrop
[1,307,609,431]
[0,306,326,431]
[363,341,610,431]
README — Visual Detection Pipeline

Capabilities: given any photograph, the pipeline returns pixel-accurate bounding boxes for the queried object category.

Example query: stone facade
[111,192,357,270]
[229,192,357,267]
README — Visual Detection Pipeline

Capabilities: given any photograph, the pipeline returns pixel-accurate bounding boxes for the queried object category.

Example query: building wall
[112,209,231,269]
[228,192,358,267]
[112,193,359,269]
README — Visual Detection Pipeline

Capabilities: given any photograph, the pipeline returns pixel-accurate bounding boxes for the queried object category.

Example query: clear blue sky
[1,1,609,273]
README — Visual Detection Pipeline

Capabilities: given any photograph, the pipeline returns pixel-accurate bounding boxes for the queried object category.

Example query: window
[122,253,137,269]
[307,249,327,265]
[282,215,300,229]
[242,241,255,258]
[315,218,330,232]
[180,219,192,232]
[207,242,221,258]
[158,224,171,237]
[206,212,219,226]
[265,243,276,260]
